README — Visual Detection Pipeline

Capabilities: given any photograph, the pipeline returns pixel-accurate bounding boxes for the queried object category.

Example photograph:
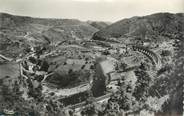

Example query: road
[0,54,13,62]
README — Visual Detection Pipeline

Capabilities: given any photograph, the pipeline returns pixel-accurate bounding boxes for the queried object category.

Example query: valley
[0,13,183,116]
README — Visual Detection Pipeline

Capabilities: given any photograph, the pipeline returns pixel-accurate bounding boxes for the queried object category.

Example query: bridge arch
[131,46,161,69]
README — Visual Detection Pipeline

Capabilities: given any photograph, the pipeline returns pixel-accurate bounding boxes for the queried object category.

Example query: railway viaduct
[131,46,162,69]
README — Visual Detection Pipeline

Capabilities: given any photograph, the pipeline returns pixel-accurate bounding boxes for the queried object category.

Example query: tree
[133,69,151,102]
[81,97,98,116]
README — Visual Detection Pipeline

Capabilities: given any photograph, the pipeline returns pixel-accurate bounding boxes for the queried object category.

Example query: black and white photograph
[0,0,183,115]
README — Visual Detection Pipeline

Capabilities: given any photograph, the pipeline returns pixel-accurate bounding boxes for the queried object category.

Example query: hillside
[93,12,184,115]
[0,13,98,58]
[93,13,184,42]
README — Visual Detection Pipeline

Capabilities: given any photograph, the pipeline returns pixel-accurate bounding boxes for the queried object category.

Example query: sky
[0,0,183,22]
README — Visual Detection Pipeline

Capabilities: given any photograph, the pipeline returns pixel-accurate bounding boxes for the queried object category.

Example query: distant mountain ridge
[0,13,85,27]
[92,13,184,41]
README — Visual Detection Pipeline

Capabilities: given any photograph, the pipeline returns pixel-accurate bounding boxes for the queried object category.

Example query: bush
[161,50,171,56]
